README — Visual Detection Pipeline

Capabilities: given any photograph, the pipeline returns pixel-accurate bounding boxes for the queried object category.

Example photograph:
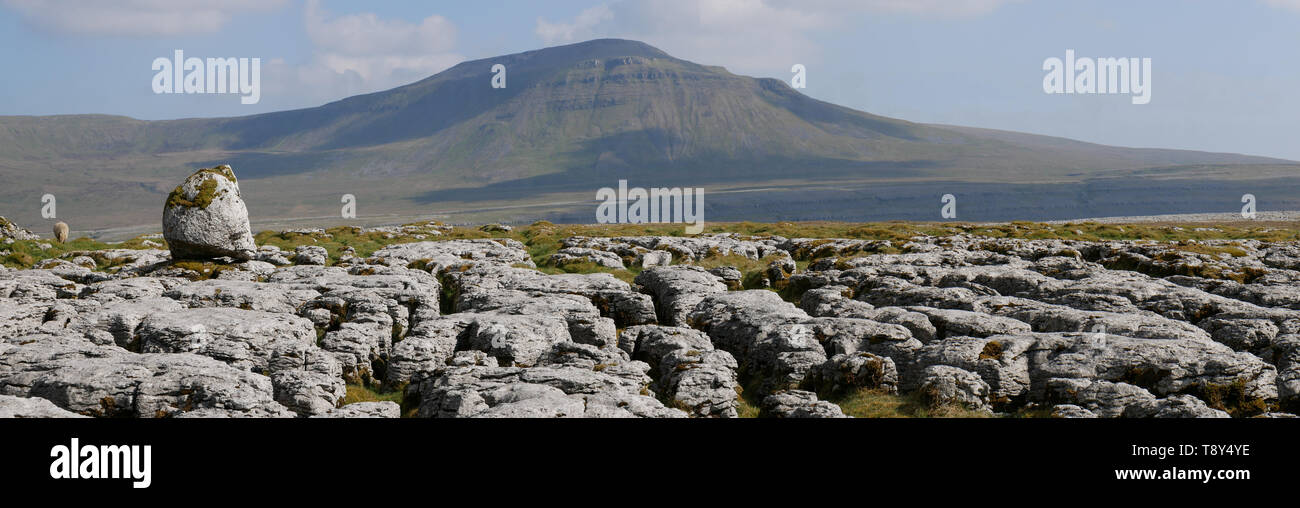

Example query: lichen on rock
[162,164,256,260]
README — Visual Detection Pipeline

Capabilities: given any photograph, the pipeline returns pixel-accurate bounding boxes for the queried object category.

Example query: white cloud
[533,0,828,77]
[262,1,463,109]
[305,1,455,59]
[302,0,461,85]
[537,4,614,45]
[1263,0,1300,11]
[0,0,289,36]
[768,0,1023,16]
[532,0,1019,77]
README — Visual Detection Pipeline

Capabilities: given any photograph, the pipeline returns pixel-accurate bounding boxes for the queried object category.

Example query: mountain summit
[0,39,1294,233]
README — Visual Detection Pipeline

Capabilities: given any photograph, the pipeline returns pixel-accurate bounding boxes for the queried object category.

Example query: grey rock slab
[636,250,673,268]
[415,365,659,418]
[64,297,185,348]
[620,325,739,417]
[0,333,290,417]
[386,315,477,385]
[0,270,81,301]
[313,401,400,418]
[549,247,625,269]
[760,390,847,418]
[162,279,321,314]
[803,317,918,367]
[908,336,1035,404]
[137,307,317,373]
[456,289,616,348]
[904,306,1033,339]
[563,235,780,262]
[978,296,1213,343]
[799,286,871,317]
[634,265,728,326]
[0,300,51,339]
[1026,333,1278,405]
[918,365,992,413]
[1267,334,1300,412]
[655,349,740,417]
[1045,378,1158,418]
[446,264,649,326]
[0,394,88,418]
[82,277,184,302]
[805,352,899,396]
[580,392,688,418]
[293,245,329,266]
[1050,404,1098,418]
[458,313,573,367]
[371,239,534,271]
[1124,394,1230,418]
[268,342,346,416]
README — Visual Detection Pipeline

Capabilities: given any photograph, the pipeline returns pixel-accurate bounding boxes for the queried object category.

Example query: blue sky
[2,0,1298,160]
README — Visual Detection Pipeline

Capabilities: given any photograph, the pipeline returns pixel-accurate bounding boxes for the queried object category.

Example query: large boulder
[162,165,257,260]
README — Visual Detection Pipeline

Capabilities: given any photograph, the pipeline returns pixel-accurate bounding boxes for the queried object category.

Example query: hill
[0,38,1295,238]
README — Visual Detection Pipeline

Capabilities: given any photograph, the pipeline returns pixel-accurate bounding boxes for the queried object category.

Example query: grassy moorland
[8,219,1299,273]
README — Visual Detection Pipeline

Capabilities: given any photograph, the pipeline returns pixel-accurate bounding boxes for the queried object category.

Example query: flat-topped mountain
[0,39,1295,235]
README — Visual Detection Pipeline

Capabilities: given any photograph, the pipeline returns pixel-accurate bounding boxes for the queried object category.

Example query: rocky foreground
[3,222,1300,418]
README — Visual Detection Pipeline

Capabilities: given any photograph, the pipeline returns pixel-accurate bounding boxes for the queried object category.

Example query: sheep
[53,222,68,243]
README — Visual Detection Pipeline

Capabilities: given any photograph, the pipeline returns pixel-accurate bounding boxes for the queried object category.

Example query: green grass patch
[0,235,165,270]
[249,219,1300,275]
[829,388,993,418]
[167,260,240,281]
[343,384,404,405]
[536,261,639,284]
[736,397,761,418]
[1169,241,1249,258]
[8,219,1299,278]
[342,384,417,417]
[1199,378,1272,417]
